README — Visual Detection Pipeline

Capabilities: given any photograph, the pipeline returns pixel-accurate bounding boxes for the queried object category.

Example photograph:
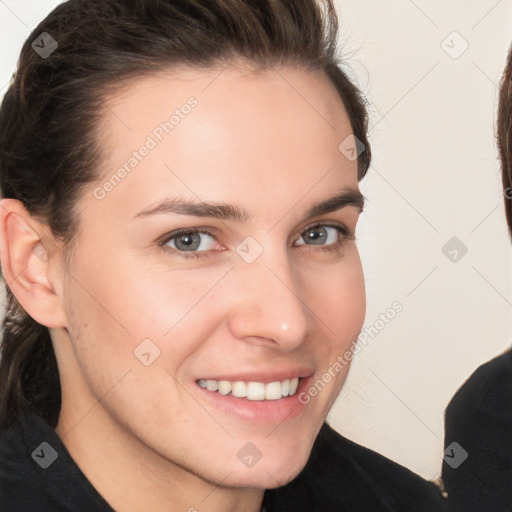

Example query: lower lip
[195,377,312,425]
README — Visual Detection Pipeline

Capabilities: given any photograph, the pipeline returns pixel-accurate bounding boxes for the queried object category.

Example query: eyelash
[159,223,355,261]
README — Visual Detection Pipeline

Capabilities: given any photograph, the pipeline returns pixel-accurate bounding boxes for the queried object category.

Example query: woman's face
[55,64,366,489]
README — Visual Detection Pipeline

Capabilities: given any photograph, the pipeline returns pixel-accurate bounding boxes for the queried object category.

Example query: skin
[0,64,366,512]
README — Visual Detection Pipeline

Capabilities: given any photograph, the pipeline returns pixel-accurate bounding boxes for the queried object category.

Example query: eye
[161,228,221,259]
[294,223,353,253]
[295,224,347,246]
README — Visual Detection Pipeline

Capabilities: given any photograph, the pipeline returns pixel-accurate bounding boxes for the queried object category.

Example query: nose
[227,249,309,351]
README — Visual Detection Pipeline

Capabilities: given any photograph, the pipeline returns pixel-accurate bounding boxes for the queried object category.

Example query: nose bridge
[227,244,309,349]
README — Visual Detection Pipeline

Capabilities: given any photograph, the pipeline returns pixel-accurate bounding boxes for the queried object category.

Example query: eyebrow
[132,188,365,222]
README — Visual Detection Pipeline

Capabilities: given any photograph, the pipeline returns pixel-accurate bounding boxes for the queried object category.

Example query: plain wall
[1,0,511,481]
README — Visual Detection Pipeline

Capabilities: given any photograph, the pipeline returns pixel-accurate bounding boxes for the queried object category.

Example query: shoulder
[442,349,512,510]
[445,348,512,424]
[0,412,43,509]
[0,411,114,512]
[265,422,447,512]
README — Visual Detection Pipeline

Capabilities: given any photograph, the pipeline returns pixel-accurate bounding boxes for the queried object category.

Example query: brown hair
[499,44,512,236]
[0,0,371,430]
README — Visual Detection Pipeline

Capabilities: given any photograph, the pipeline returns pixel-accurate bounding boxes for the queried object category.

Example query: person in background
[442,44,512,512]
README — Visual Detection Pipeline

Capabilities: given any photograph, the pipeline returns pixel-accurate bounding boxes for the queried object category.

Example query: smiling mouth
[196,377,300,400]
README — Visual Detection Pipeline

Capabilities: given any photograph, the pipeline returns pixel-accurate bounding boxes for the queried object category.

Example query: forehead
[99,63,350,134]
[85,64,358,224]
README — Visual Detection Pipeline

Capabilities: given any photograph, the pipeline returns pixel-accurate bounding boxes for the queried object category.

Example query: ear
[0,198,67,328]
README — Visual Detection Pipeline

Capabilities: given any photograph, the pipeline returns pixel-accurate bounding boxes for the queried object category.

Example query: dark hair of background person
[0,0,372,432]
[499,44,512,234]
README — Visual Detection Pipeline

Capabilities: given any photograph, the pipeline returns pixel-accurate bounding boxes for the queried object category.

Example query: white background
[1,0,511,481]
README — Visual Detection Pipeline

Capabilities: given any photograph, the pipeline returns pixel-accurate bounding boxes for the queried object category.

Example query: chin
[261,456,310,489]
[239,418,324,488]
[219,440,314,490]
[220,457,310,490]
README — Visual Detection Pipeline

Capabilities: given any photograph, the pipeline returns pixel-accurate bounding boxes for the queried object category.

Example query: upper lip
[195,368,314,383]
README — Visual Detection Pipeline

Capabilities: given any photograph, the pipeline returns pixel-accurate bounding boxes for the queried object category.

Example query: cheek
[307,249,366,342]
[68,246,211,339]
[63,257,229,387]
[297,255,365,414]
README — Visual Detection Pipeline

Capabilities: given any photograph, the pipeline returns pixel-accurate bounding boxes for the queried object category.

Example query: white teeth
[289,377,299,395]
[218,380,232,395]
[197,377,301,400]
[247,382,265,401]
[281,378,290,396]
[265,381,282,400]
[206,380,218,392]
[232,381,247,398]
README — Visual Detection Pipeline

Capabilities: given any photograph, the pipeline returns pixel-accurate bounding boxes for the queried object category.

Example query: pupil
[307,227,326,244]
[177,233,199,250]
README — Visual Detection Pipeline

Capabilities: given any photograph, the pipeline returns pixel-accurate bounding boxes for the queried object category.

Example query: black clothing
[265,422,447,512]
[442,349,512,512]
[0,411,447,511]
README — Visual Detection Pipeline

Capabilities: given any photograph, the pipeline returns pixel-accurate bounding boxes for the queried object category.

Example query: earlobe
[0,198,67,328]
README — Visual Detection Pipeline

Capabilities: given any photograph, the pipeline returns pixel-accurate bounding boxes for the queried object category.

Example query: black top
[0,411,447,511]
[442,349,512,512]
